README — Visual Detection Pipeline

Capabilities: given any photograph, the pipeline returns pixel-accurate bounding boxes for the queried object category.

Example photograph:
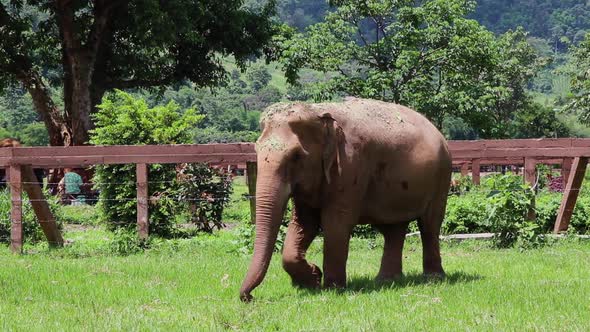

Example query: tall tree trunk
[67,64,93,145]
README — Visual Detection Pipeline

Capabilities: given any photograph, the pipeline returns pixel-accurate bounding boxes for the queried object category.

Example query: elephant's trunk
[240,170,291,302]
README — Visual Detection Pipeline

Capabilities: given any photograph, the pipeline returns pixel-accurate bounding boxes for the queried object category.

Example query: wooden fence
[1,138,589,253]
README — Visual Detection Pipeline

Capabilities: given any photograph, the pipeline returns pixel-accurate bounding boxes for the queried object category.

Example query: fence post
[136,163,149,241]
[472,158,481,185]
[9,165,23,253]
[246,162,257,224]
[561,158,573,183]
[524,157,537,186]
[460,163,469,177]
[554,157,588,233]
[22,165,63,247]
[524,157,537,221]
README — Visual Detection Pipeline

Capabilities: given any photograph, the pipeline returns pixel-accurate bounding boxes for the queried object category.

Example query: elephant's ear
[320,113,343,184]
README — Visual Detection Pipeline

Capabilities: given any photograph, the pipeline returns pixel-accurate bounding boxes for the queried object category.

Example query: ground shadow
[297,271,483,297]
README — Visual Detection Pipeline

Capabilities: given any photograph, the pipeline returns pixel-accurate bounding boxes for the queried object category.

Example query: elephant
[239,98,452,302]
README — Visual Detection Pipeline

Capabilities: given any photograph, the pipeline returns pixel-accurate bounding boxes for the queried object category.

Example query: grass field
[1,227,589,330]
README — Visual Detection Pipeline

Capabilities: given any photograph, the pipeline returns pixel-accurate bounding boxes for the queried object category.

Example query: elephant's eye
[292,151,302,162]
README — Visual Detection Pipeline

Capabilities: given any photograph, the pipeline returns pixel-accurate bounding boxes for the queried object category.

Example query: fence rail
[1,139,589,253]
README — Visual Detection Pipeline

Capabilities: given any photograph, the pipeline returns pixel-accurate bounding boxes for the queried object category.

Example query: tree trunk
[68,71,93,145]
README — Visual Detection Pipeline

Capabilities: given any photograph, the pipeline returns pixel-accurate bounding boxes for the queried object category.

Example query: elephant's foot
[423,270,446,281]
[290,263,323,289]
[240,292,253,303]
[375,272,403,284]
[323,275,347,289]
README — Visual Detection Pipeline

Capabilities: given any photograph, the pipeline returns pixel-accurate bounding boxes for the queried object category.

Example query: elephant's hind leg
[417,187,448,277]
[375,222,409,282]
[282,204,322,289]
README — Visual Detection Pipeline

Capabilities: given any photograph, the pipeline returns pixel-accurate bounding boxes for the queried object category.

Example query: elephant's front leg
[282,203,322,289]
[321,207,356,288]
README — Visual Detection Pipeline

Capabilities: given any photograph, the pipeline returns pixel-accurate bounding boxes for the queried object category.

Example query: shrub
[443,193,488,234]
[109,228,146,255]
[176,163,233,233]
[570,196,590,235]
[0,189,63,244]
[90,90,203,237]
[480,174,541,248]
[535,191,562,232]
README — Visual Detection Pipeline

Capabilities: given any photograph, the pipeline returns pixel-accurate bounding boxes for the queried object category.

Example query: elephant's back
[317,98,448,156]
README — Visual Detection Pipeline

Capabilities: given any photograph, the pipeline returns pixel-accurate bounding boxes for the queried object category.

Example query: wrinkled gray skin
[240,98,452,302]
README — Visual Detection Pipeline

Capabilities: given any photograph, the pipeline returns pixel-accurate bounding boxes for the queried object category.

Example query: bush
[535,192,562,232]
[176,163,233,233]
[90,91,203,237]
[443,193,488,234]
[0,189,63,244]
[481,174,538,248]
[109,228,146,255]
[570,196,590,235]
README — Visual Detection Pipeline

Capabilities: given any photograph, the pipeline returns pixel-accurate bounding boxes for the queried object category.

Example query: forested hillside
[474,0,590,50]
[263,0,590,51]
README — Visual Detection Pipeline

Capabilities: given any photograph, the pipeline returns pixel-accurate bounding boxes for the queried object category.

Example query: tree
[274,0,543,137]
[246,63,272,92]
[566,33,590,123]
[90,90,202,236]
[0,0,277,146]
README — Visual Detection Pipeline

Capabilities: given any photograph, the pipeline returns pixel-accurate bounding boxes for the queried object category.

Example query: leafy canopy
[275,0,543,137]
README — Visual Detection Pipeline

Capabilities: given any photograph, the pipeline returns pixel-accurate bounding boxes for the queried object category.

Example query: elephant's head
[239,103,344,302]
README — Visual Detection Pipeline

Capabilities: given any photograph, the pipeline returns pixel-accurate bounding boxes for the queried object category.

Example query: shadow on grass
[297,271,483,297]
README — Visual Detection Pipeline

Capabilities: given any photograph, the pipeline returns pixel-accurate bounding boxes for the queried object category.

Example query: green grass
[222,176,252,224]
[60,204,101,226]
[1,228,589,330]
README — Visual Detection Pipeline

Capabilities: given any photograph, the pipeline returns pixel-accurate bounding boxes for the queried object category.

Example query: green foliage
[444,193,488,234]
[90,91,202,237]
[246,63,273,92]
[1,0,277,146]
[17,122,49,146]
[473,0,590,52]
[109,228,147,256]
[176,163,233,233]
[444,174,556,248]
[193,127,259,144]
[566,33,590,123]
[508,103,570,138]
[0,87,49,145]
[0,126,10,139]
[442,116,479,140]
[481,175,539,248]
[0,188,63,244]
[276,0,543,137]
